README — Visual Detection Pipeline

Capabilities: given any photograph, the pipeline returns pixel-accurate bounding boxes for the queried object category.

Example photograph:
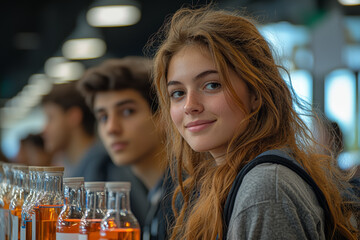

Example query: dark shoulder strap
[222,154,332,240]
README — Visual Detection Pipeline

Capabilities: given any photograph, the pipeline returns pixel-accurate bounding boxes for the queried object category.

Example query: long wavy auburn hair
[150,5,358,240]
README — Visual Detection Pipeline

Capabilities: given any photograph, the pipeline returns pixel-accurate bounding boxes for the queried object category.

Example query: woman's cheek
[170,105,183,131]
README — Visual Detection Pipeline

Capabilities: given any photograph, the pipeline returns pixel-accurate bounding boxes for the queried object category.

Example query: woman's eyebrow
[167,70,218,87]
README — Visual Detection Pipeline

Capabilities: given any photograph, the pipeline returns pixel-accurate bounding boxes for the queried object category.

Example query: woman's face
[167,45,257,163]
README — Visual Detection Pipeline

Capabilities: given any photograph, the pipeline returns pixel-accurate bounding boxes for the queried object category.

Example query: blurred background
[0,0,359,169]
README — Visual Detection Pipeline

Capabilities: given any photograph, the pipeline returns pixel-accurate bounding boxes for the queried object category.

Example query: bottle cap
[29,166,42,171]
[63,177,84,184]
[84,181,105,189]
[43,166,65,172]
[16,165,29,172]
[105,181,131,190]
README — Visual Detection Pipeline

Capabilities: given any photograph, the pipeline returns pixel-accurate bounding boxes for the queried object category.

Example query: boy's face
[94,89,160,166]
[42,103,72,153]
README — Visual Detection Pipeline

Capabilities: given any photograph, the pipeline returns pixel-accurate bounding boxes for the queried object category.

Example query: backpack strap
[222,154,332,240]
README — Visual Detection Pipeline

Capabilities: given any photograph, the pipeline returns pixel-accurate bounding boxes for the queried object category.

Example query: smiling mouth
[111,142,128,151]
[185,120,216,132]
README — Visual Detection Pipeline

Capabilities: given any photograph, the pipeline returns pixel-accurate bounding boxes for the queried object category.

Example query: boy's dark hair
[41,81,95,136]
[77,56,158,113]
[21,133,45,150]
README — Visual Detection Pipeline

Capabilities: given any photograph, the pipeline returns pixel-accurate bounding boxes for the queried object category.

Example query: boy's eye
[97,114,108,123]
[170,90,185,99]
[205,82,221,90]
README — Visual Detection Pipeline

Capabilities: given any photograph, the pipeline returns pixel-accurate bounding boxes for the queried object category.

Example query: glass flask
[100,182,140,240]
[79,181,106,240]
[30,167,46,240]
[0,162,12,240]
[10,165,29,240]
[35,166,64,240]
[56,177,84,239]
[20,166,42,240]
[4,164,16,210]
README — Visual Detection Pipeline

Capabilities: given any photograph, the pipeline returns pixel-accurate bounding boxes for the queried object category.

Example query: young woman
[151,6,358,240]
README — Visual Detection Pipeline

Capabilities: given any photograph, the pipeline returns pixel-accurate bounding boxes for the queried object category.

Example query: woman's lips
[185,120,216,132]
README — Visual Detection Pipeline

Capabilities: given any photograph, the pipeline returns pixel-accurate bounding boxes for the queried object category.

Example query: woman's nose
[183,92,204,115]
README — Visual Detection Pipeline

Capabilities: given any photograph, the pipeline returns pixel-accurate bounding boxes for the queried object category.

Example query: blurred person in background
[41,81,111,180]
[316,118,359,225]
[15,133,53,166]
[78,56,174,240]
[0,149,9,163]
[314,117,344,159]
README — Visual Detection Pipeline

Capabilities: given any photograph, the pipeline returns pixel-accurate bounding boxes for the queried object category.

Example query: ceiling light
[45,57,85,81]
[62,38,106,60]
[28,74,52,95]
[338,0,360,5]
[87,5,141,27]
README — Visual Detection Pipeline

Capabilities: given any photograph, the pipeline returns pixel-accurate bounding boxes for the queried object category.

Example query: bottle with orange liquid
[20,166,42,240]
[56,177,84,239]
[36,166,64,240]
[0,161,11,240]
[10,165,29,240]
[79,181,106,240]
[28,167,46,240]
[100,182,140,240]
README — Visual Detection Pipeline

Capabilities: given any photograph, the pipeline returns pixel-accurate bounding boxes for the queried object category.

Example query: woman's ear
[250,92,260,112]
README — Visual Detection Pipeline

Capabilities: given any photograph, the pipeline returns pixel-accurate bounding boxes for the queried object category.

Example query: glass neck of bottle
[107,189,130,212]
[12,169,18,189]
[44,173,63,195]
[4,165,12,189]
[17,170,24,188]
[85,189,106,211]
[29,171,36,192]
[36,172,44,192]
[64,184,83,208]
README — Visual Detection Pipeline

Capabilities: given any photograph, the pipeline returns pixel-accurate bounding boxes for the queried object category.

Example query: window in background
[289,70,313,124]
[325,69,356,148]
[1,107,45,160]
[259,22,313,124]
[325,69,358,169]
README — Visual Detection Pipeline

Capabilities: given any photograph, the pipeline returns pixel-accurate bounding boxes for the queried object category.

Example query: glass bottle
[10,165,29,240]
[56,177,84,239]
[0,162,11,240]
[20,166,42,240]
[100,182,140,240]
[31,167,46,240]
[79,181,106,240]
[4,163,16,210]
[35,166,64,240]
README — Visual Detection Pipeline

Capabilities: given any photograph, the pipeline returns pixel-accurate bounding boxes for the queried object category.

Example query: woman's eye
[205,82,221,90]
[122,108,135,117]
[170,90,185,99]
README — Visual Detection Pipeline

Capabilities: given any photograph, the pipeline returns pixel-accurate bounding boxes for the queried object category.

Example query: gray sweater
[227,152,326,239]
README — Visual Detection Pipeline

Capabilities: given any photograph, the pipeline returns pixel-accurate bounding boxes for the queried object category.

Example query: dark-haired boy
[78,56,173,240]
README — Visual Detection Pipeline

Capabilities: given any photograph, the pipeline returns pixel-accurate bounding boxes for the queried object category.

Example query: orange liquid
[100,228,140,240]
[11,207,22,240]
[25,220,32,240]
[2,206,10,240]
[39,204,62,240]
[34,206,40,240]
[57,219,81,233]
[80,219,102,240]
